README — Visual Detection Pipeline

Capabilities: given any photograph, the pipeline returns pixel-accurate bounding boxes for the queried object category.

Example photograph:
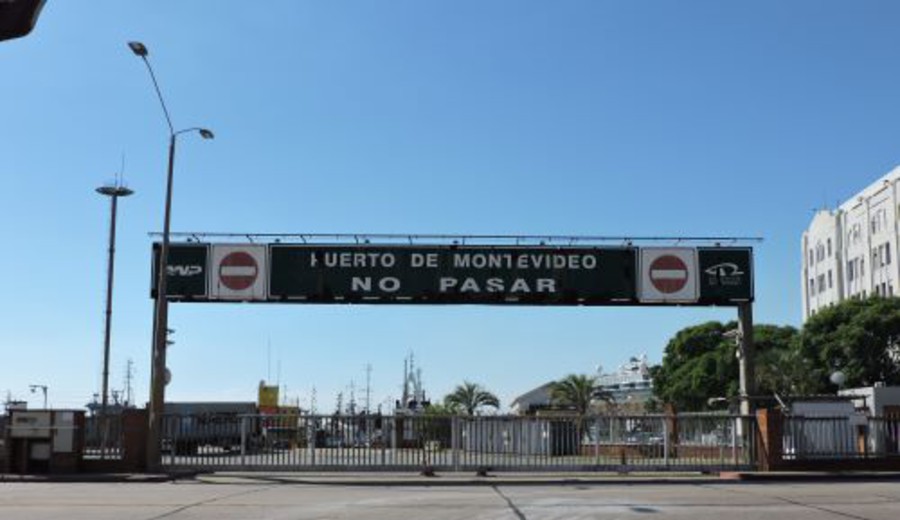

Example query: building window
[818,275,825,293]
[809,278,816,296]
[827,239,832,257]
[861,258,865,276]
[828,270,833,289]
[848,260,855,282]
[809,249,814,266]
[886,244,892,265]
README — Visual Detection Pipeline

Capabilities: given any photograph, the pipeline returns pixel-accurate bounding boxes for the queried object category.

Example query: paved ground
[1,479,899,519]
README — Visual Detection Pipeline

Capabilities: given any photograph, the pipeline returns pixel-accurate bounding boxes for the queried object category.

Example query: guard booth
[4,410,85,474]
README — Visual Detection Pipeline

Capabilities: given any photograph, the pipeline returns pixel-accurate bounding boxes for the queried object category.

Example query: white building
[802,166,900,321]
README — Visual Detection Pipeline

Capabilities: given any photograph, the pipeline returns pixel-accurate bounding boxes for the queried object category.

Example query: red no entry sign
[219,251,258,291]
[649,255,689,294]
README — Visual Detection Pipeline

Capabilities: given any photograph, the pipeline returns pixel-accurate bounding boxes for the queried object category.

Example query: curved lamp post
[29,384,48,409]
[128,41,213,470]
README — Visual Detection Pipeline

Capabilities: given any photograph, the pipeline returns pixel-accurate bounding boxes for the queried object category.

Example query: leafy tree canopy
[652,321,798,411]
[798,297,900,391]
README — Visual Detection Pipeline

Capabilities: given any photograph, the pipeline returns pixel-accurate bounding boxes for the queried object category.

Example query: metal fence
[783,415,900,460]
[159,413,758,472]
[83,414,124,460]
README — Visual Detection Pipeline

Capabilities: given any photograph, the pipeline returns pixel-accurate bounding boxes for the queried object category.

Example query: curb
[5,470,900,485]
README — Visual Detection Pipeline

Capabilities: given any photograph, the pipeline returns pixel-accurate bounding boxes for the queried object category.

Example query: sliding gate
[160,412,758,472]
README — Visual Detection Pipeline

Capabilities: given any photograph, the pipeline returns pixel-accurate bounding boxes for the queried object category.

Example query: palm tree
[550,373,613,449]
[443,381,500,415]
[550,374,601,415]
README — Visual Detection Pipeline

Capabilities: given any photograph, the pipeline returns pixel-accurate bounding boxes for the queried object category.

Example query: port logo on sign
[219,251,258,291]
[649,255,689,294]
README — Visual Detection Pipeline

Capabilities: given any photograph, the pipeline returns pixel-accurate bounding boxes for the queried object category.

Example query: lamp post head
[198,128,214,140]
[830,370,847,388]
[127,41,148,57]
[96,185,135,197]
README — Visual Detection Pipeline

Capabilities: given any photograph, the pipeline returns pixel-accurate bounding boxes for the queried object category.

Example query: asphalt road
[1,480,899,519]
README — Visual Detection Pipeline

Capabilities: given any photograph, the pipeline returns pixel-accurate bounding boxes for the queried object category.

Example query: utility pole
[737,302,756,417]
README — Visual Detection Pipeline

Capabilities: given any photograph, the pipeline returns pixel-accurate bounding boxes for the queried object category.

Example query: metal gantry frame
[148,231,762,467]
[151,231,763,247]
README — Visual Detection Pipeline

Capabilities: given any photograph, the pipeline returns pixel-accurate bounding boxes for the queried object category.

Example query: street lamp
[29,384,48,409]
[830,370,847,390]
[128,40,214,471]
[96,183,133,422]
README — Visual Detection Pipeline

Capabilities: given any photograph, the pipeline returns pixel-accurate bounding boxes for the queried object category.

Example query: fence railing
[159,413,758,472]
[783,415,900,460]
[83,415,124,460]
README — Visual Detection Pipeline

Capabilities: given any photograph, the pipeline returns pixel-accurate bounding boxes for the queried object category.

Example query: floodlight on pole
[128,40,213,471]
[96,183,133,424]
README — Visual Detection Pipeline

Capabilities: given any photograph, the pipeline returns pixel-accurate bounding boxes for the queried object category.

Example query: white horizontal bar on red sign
[651,269,687,279]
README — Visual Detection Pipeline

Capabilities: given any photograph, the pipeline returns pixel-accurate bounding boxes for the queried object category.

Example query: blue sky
[2,1,899,412]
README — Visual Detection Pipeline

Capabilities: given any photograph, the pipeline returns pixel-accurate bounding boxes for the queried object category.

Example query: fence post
[171,416,178,466]
[312,418,319,467]
[732,416,738,465]
[755,408,783,471]
[240,416,247,467]
[381,417,388,467]
[663,419,669,467]
[306,417,315,465]
[451,415,460,472]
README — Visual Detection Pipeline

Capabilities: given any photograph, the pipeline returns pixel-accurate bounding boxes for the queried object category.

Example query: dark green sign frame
[153,243,753,306]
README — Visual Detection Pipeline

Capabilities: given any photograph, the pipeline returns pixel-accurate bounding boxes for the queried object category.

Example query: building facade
[802,166,900,320]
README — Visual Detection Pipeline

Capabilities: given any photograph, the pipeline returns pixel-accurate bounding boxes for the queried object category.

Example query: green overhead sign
[153,243,753,306]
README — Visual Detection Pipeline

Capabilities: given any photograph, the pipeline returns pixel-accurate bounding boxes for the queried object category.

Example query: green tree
[652,321,737,411]
[752,324,804,396]
[798,297,900,390]
[443,381,500,416]
[652,321,798,411]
